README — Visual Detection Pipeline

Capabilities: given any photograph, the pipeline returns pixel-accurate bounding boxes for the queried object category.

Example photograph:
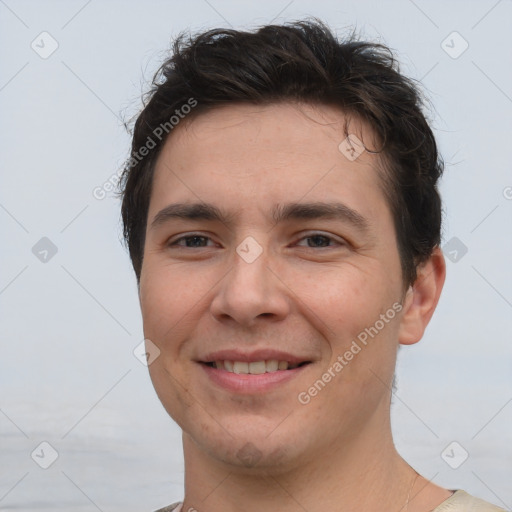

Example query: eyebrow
[150,203,234,229]
[150,201,371,232]
[272,202,370,232]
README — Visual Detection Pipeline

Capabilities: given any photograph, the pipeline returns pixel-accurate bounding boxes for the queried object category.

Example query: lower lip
[200,363,309,393]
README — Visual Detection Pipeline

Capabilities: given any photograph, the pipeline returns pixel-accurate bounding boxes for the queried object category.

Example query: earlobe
[398,247,446,346]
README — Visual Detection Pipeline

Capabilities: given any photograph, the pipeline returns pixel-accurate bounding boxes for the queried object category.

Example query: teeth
[249,361,266,374]
[213,359,296,374]
[278,361,289,370]
[233,361,249,374]
[266,359,279,372]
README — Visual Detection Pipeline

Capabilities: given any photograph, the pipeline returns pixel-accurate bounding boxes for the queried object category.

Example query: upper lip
[198,349,312,364]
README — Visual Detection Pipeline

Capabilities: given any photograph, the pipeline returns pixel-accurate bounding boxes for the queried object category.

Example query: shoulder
[154,502,183,512]
[433,490,508,511]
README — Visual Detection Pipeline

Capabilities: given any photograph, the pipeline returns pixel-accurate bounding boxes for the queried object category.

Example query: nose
[210,245,291,328]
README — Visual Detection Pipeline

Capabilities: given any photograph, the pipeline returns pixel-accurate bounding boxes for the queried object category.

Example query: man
[119,20,506,512]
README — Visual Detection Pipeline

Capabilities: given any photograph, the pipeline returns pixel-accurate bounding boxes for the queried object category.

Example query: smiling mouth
[203,360,311,374]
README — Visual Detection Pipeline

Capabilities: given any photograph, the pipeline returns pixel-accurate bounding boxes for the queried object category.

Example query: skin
[139,102,449,512]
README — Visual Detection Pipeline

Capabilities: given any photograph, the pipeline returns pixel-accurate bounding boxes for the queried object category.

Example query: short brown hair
[119,19,443,288]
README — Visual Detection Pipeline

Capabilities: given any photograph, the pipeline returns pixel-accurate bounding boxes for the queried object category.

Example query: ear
[398,246,446,345]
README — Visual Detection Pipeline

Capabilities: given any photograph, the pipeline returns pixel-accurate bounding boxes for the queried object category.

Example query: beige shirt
[155,490,508,511]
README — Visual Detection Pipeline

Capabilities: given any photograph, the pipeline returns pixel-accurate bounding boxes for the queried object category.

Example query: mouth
[198,351,314,393]
[203,360,311,374]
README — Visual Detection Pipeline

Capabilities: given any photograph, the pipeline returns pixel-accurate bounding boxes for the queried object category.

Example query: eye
[169,234,216,248]
[296,233,344,248]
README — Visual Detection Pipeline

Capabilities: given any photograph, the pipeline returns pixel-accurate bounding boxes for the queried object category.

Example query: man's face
[139,103,407,470]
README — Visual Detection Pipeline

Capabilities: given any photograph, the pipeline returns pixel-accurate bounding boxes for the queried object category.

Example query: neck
[181,407,416,512]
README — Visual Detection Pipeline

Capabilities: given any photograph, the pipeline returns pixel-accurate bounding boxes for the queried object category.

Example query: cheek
[139,262,204,343]
[296,265,377,331]
[299,265,400,363]
[140,265,206,424]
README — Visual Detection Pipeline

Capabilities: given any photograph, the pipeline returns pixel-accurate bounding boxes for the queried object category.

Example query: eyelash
[168,232,345,249]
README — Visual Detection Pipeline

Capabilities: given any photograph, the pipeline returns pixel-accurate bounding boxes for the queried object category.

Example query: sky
[0,0,511,511]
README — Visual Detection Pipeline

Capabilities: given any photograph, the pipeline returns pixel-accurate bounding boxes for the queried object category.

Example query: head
[119,20,445,471]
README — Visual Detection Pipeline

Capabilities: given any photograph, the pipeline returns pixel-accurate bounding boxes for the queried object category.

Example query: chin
[183,415,305,473]
[208,437,297,473]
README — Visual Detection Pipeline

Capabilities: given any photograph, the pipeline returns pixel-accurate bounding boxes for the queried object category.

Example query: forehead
[149,102,389,224]
[162,102,378,165]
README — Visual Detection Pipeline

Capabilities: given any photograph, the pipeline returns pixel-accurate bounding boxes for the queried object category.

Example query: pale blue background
[1,0,511,511]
